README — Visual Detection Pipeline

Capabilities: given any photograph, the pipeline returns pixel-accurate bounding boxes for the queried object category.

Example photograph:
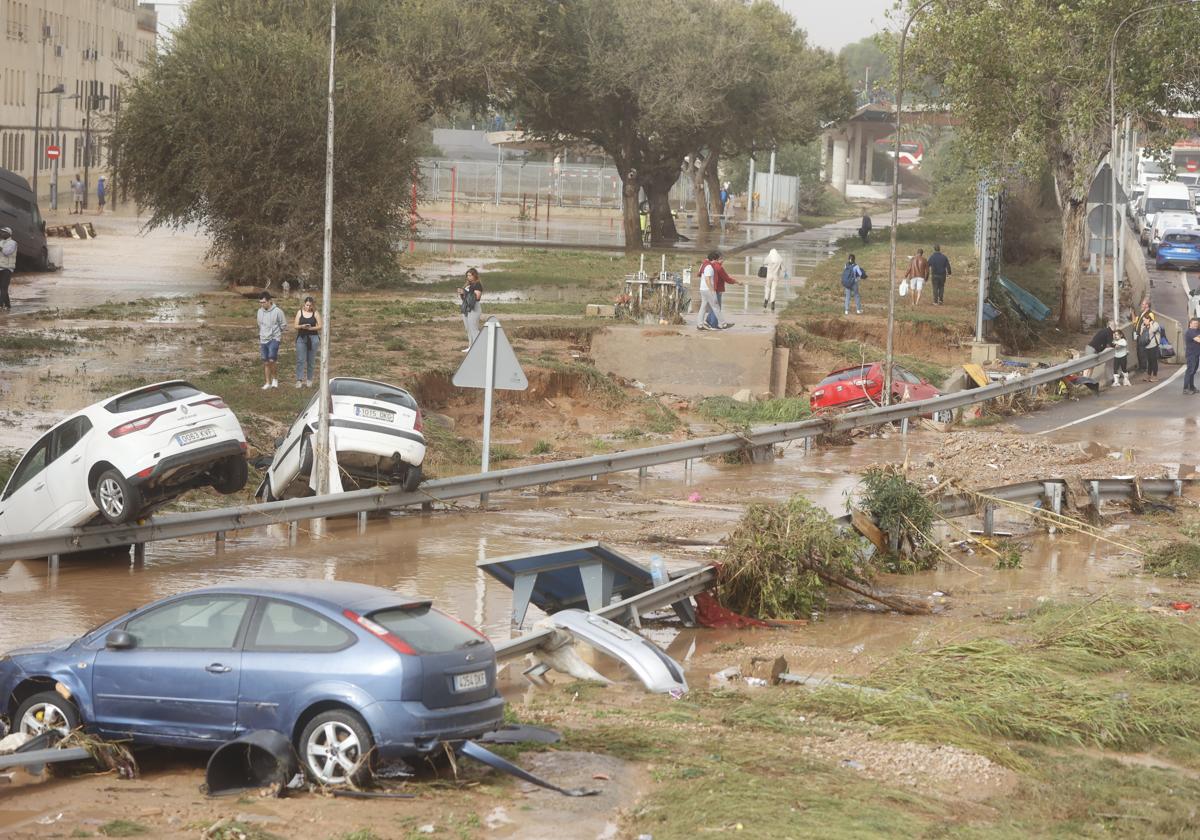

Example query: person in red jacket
[697,251,737,330]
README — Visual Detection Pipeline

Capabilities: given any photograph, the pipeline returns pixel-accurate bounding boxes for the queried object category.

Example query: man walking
[70,174,84,215]
[96,176,107,214]
[927,244,951,305]
[0,226,16,311]
[257,291,286,389]
[1184,317,1200,395]
[904,248,929,306]
[697,250,730,331]
[842,254,865,315]
[858,212,872,244]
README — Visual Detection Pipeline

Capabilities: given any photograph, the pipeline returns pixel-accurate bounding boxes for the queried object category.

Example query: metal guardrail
[0,349,1117,563]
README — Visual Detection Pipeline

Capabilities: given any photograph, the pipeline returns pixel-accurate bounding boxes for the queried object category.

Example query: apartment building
[1,1,157,205]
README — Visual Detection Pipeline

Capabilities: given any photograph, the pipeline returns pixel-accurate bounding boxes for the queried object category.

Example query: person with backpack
[842,254,865,315]
[459,267,484,351]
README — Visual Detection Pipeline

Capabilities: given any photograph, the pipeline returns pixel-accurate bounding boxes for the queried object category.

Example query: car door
[236,599,358,733]
[0,431,57,534]
[41,416,95,527]
[90,594,253,745]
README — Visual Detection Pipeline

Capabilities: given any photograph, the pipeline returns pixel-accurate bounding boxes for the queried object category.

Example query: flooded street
[0,432,1166,659]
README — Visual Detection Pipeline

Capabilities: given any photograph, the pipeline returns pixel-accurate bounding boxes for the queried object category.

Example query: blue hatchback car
[1155,229,1200,270]
[0,580,505,784]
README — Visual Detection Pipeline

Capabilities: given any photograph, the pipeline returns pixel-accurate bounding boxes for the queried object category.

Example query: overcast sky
[776,0,896,51]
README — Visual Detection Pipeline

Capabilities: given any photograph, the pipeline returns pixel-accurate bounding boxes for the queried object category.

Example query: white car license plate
[175,427,217,446]
[356,405,395,423]
[453,670,487,692]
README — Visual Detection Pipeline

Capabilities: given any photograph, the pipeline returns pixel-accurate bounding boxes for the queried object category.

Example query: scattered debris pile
[715,497,931,618]
[900,431,1171,489]
[855,466,939,573]
[1143,541,1200,579]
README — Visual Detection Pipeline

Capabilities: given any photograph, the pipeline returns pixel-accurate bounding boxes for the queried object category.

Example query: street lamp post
[32,84,65,203]
[1106,1,1193,323]
[82,92,109,212]
[884,0,937,406]
[314,0,337,497]
[52,93,80,212]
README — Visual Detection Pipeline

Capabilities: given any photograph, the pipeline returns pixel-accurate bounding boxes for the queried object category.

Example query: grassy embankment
[777,213,1076,388]
[500,598,1200,838]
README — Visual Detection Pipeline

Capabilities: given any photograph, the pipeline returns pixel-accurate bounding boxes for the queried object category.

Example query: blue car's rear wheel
[14,691,80,738]
[299,709,375,786]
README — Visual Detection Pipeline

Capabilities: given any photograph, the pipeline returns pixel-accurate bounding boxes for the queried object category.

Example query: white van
[1139,181,1194,247]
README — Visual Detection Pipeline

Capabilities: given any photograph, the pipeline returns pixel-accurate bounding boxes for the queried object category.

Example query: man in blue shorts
[257,291,286,389]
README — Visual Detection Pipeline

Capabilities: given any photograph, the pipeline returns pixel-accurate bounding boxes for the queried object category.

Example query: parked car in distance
[0,580,504,785]
[259,377,426,500]
[1149,211,1197,255]
[0,381,248,534]
[1138,181,1194,245]
[810,363,951,420]
[0,167,50,270]
[1155,229,1200,270]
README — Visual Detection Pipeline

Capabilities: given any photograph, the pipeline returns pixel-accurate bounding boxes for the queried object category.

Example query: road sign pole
[480,320,497,507]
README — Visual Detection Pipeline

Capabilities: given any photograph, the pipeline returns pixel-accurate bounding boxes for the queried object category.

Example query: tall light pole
[1107,1,1193,323]
[884,0,937,405]
[33,84,65,202]
[314,0,337,496]
[82,92,109,211]
[52,93,80,211]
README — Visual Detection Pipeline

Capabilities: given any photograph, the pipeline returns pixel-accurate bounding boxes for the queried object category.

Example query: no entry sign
[45,145,61,160]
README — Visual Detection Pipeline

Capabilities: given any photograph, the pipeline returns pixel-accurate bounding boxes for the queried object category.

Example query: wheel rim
[98,478,125,518]
[20,702,71,737]
[305,721,362,784]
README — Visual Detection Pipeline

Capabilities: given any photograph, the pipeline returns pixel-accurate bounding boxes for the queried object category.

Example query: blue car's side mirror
[106,630,136,650]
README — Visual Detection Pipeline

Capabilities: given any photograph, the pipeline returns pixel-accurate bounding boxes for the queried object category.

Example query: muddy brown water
[0,435,1165,658]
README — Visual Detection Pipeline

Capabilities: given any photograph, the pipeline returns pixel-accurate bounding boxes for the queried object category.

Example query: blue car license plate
[453,670,487,692]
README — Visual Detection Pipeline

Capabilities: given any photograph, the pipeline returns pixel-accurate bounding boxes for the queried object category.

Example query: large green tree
[906,0,1200,330]
[113,0,533,284]
[501,0,848,247]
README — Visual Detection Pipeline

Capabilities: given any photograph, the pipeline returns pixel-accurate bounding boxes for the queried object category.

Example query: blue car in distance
[0,580,504,785]
[1155,229,1200,270]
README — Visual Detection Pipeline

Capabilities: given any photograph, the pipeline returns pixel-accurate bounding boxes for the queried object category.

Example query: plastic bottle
[649,554,668,588]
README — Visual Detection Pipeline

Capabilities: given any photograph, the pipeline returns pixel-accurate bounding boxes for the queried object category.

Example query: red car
[809,363,941,412]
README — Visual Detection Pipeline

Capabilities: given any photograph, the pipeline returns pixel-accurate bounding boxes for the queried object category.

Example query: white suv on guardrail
[0,381,248,534]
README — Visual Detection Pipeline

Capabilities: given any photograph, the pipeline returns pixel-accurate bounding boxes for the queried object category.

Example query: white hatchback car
[259,377,426,500]
[0,381,249,534]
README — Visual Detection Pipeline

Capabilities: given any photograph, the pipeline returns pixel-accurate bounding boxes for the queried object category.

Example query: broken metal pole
[215,531,226,555]
[133,543,145,563]
[982,504,995,537]
[0,747,91,770]
[357,511,367,534]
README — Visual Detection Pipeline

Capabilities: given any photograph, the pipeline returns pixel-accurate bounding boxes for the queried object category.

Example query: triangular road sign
[452,320,528,390]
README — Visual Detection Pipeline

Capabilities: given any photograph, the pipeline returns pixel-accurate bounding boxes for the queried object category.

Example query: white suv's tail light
[413,409,424,433]
[109,408,174,438]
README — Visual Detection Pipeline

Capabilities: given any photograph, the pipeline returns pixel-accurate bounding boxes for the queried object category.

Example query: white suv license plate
[175,427,217,446]
[453,670,487,692]
[356,406,395,423]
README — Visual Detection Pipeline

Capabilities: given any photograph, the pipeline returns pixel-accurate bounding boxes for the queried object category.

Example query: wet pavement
[5,209,219,317]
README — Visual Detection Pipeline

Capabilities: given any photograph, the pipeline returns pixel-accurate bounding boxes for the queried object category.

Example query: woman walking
[459,267,483,351]
[1140,311,1163,383]
[294,296,321,388]
[762,248,784,311]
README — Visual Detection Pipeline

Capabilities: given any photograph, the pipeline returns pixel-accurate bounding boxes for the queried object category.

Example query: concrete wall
[590,324,775,399]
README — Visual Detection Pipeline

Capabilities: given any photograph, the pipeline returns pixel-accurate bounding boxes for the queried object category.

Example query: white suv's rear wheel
[93,469,142,525]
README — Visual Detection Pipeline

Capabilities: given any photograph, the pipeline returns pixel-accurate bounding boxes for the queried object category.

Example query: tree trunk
[621,175,642,250]
[645,177,680,245]
[690,157,711,232]
[705,154,722,219]
[1057,195,1087,332]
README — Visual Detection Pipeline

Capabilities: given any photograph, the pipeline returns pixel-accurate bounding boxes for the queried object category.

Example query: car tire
[93,468,143,525]
[402,465,423,493]
[299,709,375,786]
[263,479,278,502]
[210,456,248,495]
[298,434,314,475]
[14,691,81,738]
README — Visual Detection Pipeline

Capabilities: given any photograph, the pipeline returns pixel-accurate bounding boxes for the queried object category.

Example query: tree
[112,0,534,284]
[840,35,892,104]
[906,0,1200,331]
[503,0,849,246]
